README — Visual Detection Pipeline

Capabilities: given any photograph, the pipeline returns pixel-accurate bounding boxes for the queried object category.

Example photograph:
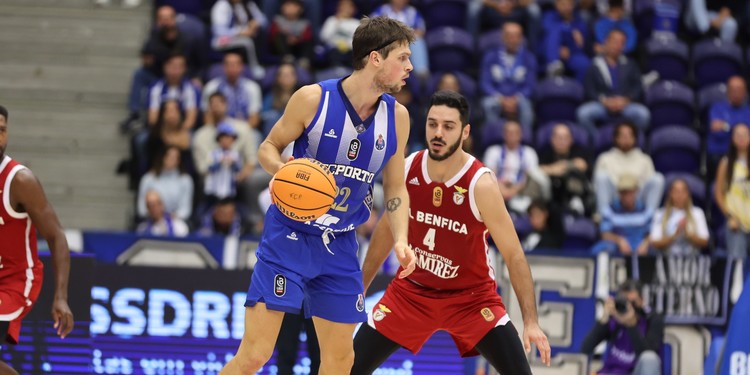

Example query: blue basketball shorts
[245,212,367,323]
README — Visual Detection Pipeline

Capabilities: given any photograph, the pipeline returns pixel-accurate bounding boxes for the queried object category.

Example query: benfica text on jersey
[401,150,497,291]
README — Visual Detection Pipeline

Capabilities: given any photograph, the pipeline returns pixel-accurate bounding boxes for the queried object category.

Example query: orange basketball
[271,158,337,222]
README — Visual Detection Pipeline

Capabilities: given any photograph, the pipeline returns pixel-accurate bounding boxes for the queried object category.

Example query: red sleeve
[301,25,313,42]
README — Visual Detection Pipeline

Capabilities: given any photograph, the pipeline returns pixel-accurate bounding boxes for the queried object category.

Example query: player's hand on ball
[523,321,551,366]
[52,297,74,339]
[395,241,416,279]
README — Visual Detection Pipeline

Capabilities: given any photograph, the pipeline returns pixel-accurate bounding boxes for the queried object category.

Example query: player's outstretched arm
[258,84,321,175]
[381,103,415,279]
[11,170,74,338]
[474,172,551,366]
[361,214,395,292]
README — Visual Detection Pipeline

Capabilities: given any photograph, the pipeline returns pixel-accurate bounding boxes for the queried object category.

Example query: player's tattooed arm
[386,197,401,212]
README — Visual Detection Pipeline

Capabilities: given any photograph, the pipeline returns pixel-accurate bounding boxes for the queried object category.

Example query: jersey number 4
[422,228,436,251]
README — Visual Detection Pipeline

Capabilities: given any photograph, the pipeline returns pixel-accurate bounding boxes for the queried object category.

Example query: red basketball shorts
[0,277,43,345]
[367,278,509,357]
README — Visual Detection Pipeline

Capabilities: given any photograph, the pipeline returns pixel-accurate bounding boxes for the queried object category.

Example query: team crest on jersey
[453,186,467,205]
[432,186,443,207]
[274,275,286,297]
[480,307,495,322]
[356,294,365,312]
[373,303,391,321]
[347,139,361,160]
[375,134,385,151]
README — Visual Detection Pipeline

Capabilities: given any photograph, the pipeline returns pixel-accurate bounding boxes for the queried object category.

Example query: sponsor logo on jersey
[432,186,443,207]
[326,164,375,184]
[274,275,286,297]
[410,209,469,234]
[324,129,338,138]
[481,307,495,322]
[413,247,460,279]
[409,177,420,186]
[286,232,298,241]
[356,294,365,312]
[347,139,361,161]
[453,186,467,205]
[375,134,385,151]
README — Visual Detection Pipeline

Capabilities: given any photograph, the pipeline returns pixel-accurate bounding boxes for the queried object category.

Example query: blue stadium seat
[259,64,314,92]
[479,120,533,156]
[422,0,468,29]
[477,29,503,52]
[646,36,689,82]
[562,216,598,250]
[649,126,701,175]
[692,38,743,89]
[645,80,695,130]
[425,27,475,73]
[698,83,727,132]
[533,77,584,124]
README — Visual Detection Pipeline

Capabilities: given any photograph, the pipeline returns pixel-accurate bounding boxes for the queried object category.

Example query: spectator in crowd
[593,0,637,53]
[483,121,548,213]
[542,0,591,81]
[581,280,664,375]
[261,63,300,136]
[684,0,739,42]
[538,123,593,215]
[707,76,750,179]
[144,99,192,176]
[478,0,533,37]
[577,29,649,142]
[147,54,199,129]
[319,0,360,68]
[211,0,268,79]
[136,190,190,237]
[480,22,536,135]
[593,122,664,219]
[650,178,710,256]
[393,86,423,154]
[201,52,263,129]
[204,123,244,204]
[197,198,249,236]
[269,0,315,68]
[120,5,206,132]
[715,123,750,260]
[371,0,430,79]
[522,200,565,251]
[592,174,651,256]
[138,146,194,221]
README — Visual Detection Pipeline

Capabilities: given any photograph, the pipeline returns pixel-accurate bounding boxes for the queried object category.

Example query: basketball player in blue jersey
[220,16,418,375]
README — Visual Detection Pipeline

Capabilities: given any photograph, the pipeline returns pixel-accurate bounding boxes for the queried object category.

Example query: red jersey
[0,156,43,304]
[400,150,495,291]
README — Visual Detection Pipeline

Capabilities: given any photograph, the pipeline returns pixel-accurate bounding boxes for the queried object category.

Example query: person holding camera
[580,280,664,375]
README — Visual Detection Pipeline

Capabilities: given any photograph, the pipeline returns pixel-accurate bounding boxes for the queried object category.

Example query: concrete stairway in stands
[0,0,151,230]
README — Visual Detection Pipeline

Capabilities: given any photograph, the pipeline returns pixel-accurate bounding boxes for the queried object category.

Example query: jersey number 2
[422,228,436,251]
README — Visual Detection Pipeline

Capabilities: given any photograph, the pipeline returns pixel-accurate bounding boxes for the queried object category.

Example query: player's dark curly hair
[428,90,470,127]
[0,105,8,121]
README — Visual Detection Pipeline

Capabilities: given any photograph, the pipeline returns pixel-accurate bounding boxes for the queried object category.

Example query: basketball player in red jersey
[351,91,551,374]
[0,105,74,374]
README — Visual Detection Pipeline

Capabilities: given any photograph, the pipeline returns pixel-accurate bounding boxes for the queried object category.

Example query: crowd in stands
[120,0,750,262]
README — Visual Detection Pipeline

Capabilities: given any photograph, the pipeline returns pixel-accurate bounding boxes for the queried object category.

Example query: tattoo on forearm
[386,197,401,212]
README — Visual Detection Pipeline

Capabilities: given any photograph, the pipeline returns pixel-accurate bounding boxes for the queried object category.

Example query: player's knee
[235,351,273,373]
[322,348,355,370]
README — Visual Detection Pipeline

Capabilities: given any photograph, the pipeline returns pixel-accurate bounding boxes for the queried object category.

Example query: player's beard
[374,70,403,94]
[427,136,462,161]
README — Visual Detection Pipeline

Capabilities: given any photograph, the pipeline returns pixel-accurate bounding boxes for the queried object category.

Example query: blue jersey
[268,78,399,234]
